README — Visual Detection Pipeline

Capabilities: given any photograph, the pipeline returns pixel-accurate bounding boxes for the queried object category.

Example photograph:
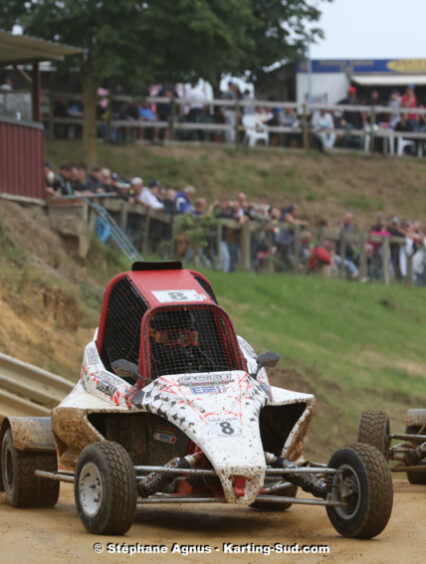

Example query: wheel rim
[3,444,14,490]
[78,462,103,517]
[332,464,361,520]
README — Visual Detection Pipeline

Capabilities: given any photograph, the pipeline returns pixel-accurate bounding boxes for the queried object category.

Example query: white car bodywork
[52,333,315,506]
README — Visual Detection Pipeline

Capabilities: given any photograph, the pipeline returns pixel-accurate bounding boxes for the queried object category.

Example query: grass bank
[45,141,426,229]
[205,271,425,457]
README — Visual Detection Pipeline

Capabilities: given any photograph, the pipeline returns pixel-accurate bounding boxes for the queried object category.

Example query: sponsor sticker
[190,384,227,394]
[153,431,177,445]
[179,374,233,386]
[152,289,208,303]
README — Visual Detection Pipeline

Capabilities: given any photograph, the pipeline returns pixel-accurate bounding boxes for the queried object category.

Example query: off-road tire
[251,483,298,511]
[326,443,393,539]
[357,410,390,457]
[406,409,426,428]
[74,441,137,535]
[1,428,60,508]
[405,425,426,485]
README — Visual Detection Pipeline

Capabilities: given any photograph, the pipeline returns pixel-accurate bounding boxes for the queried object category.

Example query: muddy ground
[0,480,424,564]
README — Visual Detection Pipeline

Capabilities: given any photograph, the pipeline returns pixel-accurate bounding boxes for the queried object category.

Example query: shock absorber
[266,453,328,499]
[137,453,202,498]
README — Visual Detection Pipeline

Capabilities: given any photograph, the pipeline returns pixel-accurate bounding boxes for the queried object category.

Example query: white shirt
[139,186,164,210]
[399,237,414,278]
[413,237,426,275]
[186,85,205,110]
[311,111,334,130]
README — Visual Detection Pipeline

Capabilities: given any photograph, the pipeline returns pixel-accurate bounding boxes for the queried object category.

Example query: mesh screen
[194,275,218,304]
[101,276,148,371]
[149,307,238,378]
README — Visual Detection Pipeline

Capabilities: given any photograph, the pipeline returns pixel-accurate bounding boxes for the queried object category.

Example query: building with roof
[296,58,426,104]
[0,30,81,199]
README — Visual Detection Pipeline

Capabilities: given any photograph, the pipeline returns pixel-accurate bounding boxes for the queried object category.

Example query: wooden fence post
[339,232,346,277]
[169,97,176,141]
[358,233,367,280]
[294,224,301,261]
[267,228,274,273]
[406,254,414,287]
[241,221,251,272]
[382,237,390,285]
[119,201,128,232]
[141,207,151,254]
[48,90,55,139]
[302,103,309,150]
[234,100,240,148]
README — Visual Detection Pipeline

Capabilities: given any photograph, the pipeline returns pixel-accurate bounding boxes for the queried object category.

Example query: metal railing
[0,352,73,418]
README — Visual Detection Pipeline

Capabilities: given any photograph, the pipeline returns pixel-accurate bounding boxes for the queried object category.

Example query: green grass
[45,140,426,227]
[200,270,426,457]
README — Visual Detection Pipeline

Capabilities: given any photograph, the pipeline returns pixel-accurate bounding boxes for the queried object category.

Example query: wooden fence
[94,199,416,286]
[38,89,426,156]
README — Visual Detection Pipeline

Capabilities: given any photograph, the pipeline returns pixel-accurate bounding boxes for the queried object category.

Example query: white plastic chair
[242,114,269,147]
[397,137,423,157]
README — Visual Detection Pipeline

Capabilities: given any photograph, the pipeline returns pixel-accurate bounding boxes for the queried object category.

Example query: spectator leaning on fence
[140,180,165,210]
[85,166,104,192]
[175,185,196,214]
[128,177,143,204]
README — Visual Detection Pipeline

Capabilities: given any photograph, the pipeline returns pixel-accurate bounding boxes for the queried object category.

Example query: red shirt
[308,247,331,271]
[401,93,417,120]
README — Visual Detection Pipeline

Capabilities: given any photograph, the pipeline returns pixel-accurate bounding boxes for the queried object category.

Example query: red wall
[0,117,45,199]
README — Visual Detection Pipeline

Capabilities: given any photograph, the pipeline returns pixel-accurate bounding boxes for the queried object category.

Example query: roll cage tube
[139,304,246,383]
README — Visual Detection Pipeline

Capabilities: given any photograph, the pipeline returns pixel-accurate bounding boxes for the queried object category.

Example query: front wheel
[326,443,393,539]
[74,441,137,535]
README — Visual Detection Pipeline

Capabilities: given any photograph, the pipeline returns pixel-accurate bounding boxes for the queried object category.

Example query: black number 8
[169,291,186,300]
[220,421,234,434]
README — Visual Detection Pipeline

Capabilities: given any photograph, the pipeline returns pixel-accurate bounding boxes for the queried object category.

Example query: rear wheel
[405,425,426,485]
[74,441,137,535]
[357,409,390,457]
[326,443,393,539]
[1,428,60,508]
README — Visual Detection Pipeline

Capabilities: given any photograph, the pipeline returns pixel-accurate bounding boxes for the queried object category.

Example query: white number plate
[152,290,208,303]
[209,419,241,437]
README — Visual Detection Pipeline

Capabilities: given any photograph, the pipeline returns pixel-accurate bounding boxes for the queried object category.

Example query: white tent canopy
[352,74,426,86]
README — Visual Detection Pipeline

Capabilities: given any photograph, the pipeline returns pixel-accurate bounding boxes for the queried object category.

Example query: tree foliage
[1,0,330,163]
[2,0,330,89]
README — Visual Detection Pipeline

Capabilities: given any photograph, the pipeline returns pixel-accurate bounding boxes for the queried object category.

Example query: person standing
[222,81,237,143]
[401,85,418,131]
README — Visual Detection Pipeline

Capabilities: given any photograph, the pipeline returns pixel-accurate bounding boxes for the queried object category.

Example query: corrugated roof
[0,30,82,65]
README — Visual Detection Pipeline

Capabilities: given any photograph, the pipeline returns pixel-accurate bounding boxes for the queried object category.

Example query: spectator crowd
[46,81,426,156]
[45,161,426,287]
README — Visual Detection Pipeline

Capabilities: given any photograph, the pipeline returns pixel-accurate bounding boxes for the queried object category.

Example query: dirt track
[0,480,424,564]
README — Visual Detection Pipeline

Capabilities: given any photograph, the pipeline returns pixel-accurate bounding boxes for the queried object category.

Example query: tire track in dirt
[0,480,424,564]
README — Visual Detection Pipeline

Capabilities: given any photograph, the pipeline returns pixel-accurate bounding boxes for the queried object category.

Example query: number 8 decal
[220,421,234,435]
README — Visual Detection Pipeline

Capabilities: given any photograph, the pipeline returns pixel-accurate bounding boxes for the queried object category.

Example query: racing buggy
[1,262,393,538]
[358,409,426,484]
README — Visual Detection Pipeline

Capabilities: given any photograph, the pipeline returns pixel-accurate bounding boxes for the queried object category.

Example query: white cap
[184,185,196,194]
[131,177,143,186]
